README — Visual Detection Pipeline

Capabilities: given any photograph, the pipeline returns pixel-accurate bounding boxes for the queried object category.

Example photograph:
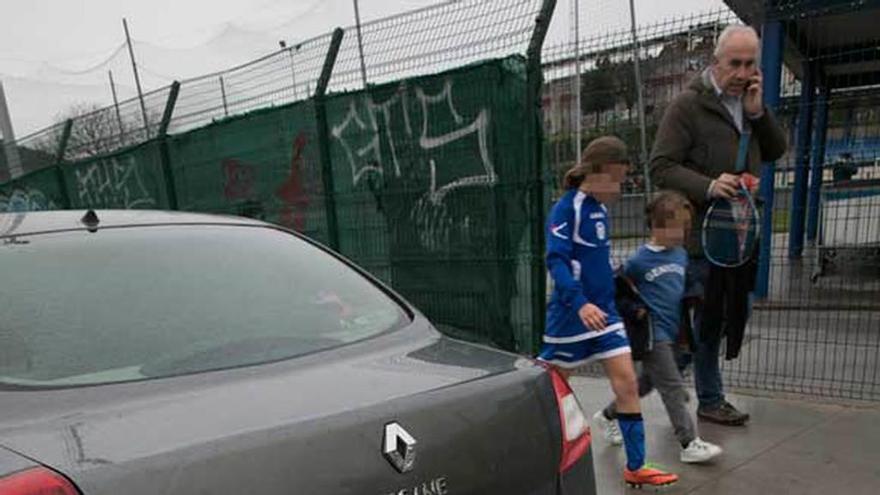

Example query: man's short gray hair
[714,24,760,59]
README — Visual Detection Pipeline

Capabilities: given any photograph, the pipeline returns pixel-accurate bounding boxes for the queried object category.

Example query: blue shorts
[538,325,631,369]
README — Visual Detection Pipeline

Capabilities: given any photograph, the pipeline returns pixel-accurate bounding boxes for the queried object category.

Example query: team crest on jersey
[595,222,607,240]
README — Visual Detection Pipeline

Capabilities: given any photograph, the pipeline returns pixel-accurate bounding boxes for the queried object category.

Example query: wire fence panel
[167,33,334,135]
[324,57,536,350]
[0,1,551,356]
[3,0,880,400]
[726,0,880,401]
[3,1,544,176]
[548,2,880,401]
[542,9,739,196]
[63,140,170,210]
[0,166,65,211]
[168,99,330,243]
[327,0,543,93]
[6,122,67,177]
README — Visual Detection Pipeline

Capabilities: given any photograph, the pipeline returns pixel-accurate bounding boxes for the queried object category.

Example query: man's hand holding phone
[744,69,764,118]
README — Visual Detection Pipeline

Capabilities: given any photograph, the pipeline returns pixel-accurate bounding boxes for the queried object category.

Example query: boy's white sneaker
[680,437,723,464]
[592,410,623,446]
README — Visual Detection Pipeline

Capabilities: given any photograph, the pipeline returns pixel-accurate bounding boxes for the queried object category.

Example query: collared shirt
[705,70,765,199]
[709,70,744,133]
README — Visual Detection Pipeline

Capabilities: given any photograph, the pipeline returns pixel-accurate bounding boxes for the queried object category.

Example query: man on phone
[649,25,787,425]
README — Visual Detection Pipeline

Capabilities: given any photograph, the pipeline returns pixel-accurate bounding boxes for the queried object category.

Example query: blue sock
[617,412,645,471]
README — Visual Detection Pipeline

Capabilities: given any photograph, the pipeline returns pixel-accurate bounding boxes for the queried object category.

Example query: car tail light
[0,467,81,495]
[548,368,591,473]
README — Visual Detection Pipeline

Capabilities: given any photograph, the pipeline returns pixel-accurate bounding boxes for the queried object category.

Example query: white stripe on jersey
[542,322,626,343]
[572,191,597,247]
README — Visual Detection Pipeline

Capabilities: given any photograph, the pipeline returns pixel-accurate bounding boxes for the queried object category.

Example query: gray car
[0,210,596,495]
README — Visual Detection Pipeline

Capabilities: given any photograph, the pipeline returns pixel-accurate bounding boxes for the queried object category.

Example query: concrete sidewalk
[570,376,880,494]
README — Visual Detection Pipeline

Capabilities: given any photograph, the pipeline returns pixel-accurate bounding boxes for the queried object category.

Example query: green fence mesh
[0,166,65,212]
[0,56,543,354]
[324,57,535,350]
[168,100,330,244]
[63,141,170,210]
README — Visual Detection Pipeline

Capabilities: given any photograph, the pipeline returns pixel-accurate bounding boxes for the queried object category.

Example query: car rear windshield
[0,224,408,387]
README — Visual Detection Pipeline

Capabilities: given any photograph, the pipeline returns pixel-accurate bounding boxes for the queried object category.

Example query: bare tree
[61,103,126,159]
[32,103,161,161]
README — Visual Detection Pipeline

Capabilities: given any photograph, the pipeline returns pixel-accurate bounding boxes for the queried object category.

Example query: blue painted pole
[788,61,815,259]
[755,20,784,299]
[807,82,830,243]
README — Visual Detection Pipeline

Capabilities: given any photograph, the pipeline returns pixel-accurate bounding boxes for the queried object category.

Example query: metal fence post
[53,119,74,209]
[526,0,557,353]
[0,80,23,179]
[315,28,345,251]
[158,81,181,210]
[755,18,785,299]
[789,61,816,259]
[571,0,582,164]
[807,81,830,243]
[219,76,229,117]
[628,0,651,198]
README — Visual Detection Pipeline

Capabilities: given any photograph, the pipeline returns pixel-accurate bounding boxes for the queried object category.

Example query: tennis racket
[702,130,760,268]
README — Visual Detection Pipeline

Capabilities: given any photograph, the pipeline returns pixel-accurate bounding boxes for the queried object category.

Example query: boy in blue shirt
[594,191,723,464]
[539,137,678,488]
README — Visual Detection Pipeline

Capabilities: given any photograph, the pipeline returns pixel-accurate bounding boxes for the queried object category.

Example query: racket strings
[703,196,759,267]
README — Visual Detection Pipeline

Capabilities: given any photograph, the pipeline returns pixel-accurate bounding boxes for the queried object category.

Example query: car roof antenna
[81,210,100,233]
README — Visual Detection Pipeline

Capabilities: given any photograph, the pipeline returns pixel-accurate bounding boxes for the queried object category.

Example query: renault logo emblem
[383,422,417,473]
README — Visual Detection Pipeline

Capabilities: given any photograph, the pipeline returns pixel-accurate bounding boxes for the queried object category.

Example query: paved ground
[571,376,880,494]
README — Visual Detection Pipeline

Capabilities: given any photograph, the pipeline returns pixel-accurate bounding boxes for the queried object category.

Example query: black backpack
[614,268,653,361]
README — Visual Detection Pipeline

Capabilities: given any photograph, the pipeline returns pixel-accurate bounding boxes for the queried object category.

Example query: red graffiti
[222,159,256,201]
[275,132,311,231]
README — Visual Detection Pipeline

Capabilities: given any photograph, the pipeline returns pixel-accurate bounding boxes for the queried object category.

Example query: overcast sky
[0,0,729,136]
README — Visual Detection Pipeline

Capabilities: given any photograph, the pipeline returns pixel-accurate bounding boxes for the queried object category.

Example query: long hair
[561,161,600,190]
[561,135,630,190]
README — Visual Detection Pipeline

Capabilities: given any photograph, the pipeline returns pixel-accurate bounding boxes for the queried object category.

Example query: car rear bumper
[558,447,597,494]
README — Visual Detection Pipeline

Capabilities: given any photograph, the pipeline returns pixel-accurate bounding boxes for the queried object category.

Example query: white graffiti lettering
[410,197,452,252]
[74,156,155,209]
[410,197,476,252]
[0,187,57,212]
[416,79,496,205]
[330,77,496,251]
[331,100,383,187]
[368,84,410,179]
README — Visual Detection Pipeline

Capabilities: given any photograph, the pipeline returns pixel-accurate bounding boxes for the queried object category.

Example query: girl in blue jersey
[539,136,678,488]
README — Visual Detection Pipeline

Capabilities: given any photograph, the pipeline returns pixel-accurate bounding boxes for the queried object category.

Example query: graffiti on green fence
[0,187,57,212]
[324,57,532,350]
[73,155,156,209]
[274,131,312,232]
[328,74,503,252]
[217,130,314,231]
[0,57,538,352]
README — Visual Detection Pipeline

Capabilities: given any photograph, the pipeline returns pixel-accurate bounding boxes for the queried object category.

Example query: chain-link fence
[732,0,880,401]
[546,1,880,401]
[542,9,740,259]
[0,0,555,355]
[4,0,880,401]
